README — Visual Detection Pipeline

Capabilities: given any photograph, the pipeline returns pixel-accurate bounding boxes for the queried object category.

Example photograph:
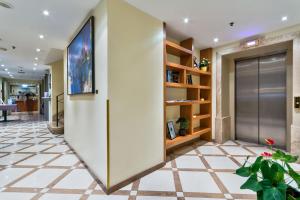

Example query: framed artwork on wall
[167,121,176,140]
[67,16,95,95]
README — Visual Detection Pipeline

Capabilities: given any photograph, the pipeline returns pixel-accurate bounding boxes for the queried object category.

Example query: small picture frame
[167,121,176,140]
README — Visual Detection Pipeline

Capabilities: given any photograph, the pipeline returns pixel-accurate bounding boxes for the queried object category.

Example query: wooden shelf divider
[163,28,213,153]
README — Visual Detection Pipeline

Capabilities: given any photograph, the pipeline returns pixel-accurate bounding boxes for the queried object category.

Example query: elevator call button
[295,97,300,109]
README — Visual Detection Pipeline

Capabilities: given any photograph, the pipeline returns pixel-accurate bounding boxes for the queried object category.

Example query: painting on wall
[67,16,95,95]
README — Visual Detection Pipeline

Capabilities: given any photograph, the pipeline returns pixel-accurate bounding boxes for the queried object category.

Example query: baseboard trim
[106,162,165,194]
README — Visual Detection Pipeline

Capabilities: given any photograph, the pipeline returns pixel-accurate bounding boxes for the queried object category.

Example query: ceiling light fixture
[214,38,219,43]
[7,71,10,74]
[39,35,44,39]
[35,57,38,60]
[1,64,4,67]
[282,16,288,21]
[33,67,37,71]
[34,63,38,66]
[43,10,49,16]
[4,68,8,71]
[184,18,189,23]
[36,48,41,52]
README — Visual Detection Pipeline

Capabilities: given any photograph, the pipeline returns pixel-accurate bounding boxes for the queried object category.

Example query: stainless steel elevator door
[235,59,259,143]
[259,54,286,149]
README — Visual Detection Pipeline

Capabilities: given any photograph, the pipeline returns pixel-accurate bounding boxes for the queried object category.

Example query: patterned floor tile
[0,192,36,200]
[197,146,225,155]
[0,114,299,200]
[12,168,66,188]
[39,193,82,200]
[179,171,221,193]
[0,168,33,187]
[215,172,255,194]
[53,169,94,189]
[204,156,239,170]
[139,170,175,192]
[220,146,253,156]
[175,155,206,169]
[0,153,33,165]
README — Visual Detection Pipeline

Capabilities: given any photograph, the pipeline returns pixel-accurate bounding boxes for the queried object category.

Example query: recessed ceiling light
[214,38,219,43]
[282,16,288,21]
[33,67,37,71]
[39,34,44,39]
[4,68,8,71]
[1,64,4,67]
[184,18,189,23]
[7,71,10,74]
[36,48,41,52]
[35,57,38,60]
[43,10,49,16]
[34,63,38,66]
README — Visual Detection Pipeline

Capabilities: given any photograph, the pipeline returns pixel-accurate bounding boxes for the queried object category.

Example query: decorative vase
[201,66,208,72]
[178,129,187,136]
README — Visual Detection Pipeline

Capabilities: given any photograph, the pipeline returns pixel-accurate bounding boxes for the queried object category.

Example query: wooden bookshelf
[163,32,213,153]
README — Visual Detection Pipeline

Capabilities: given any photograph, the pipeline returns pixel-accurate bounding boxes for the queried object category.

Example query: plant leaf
[271,163,285,183]
[263,187,285,200]
[240,174,262,192]
[251,156,263,173]
[261,160,272,180]
[286,163,300,188]
[236,166,251,177]
[260,179,272,189]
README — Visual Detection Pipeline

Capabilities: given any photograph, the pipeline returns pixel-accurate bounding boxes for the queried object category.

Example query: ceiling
[0,0,100,80]
[125,0,300,49]
[1,0,300,81]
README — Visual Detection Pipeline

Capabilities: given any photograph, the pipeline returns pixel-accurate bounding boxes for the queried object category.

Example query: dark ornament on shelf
[176,117,189,136]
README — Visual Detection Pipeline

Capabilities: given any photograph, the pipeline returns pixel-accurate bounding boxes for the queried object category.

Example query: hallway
[1,120,298,200]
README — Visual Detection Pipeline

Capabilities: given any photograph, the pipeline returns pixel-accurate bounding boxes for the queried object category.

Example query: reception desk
[16,99,38,112]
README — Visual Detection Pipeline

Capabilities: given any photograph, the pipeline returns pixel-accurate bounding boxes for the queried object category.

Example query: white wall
[64,0,108,186]
[107,0,164,187]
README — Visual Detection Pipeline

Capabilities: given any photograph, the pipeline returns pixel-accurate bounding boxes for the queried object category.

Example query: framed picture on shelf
[167,121,176,140]
[67,16,95,95]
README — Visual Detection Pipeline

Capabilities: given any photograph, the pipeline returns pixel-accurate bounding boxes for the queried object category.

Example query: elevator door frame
[234,52,287,149]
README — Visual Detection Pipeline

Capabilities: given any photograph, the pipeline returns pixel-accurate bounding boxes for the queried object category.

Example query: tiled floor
[0,118,299,200]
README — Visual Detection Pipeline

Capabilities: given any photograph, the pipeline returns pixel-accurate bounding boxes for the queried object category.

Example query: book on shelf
[166,70,180,83]
[186,74,192,85]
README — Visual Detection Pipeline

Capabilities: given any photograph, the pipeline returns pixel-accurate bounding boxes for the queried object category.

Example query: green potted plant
[236,138,300,200]
[199,58,210,72]
[176,117,189,136]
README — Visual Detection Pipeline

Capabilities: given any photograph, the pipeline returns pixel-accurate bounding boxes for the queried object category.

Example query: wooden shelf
[166,40,192,56]
[192,114,211,120]
[193,127,211,135]
[166,62,211,76]
[165,82,211,89]
[166,128,211,150]
[165,100,211,106]
[163,31,212,154]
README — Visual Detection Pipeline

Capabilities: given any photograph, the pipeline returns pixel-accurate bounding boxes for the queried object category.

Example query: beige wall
[107,0,164,186]
[64,0,108,186]
[64,0,164,188]
[50,60,64,122]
